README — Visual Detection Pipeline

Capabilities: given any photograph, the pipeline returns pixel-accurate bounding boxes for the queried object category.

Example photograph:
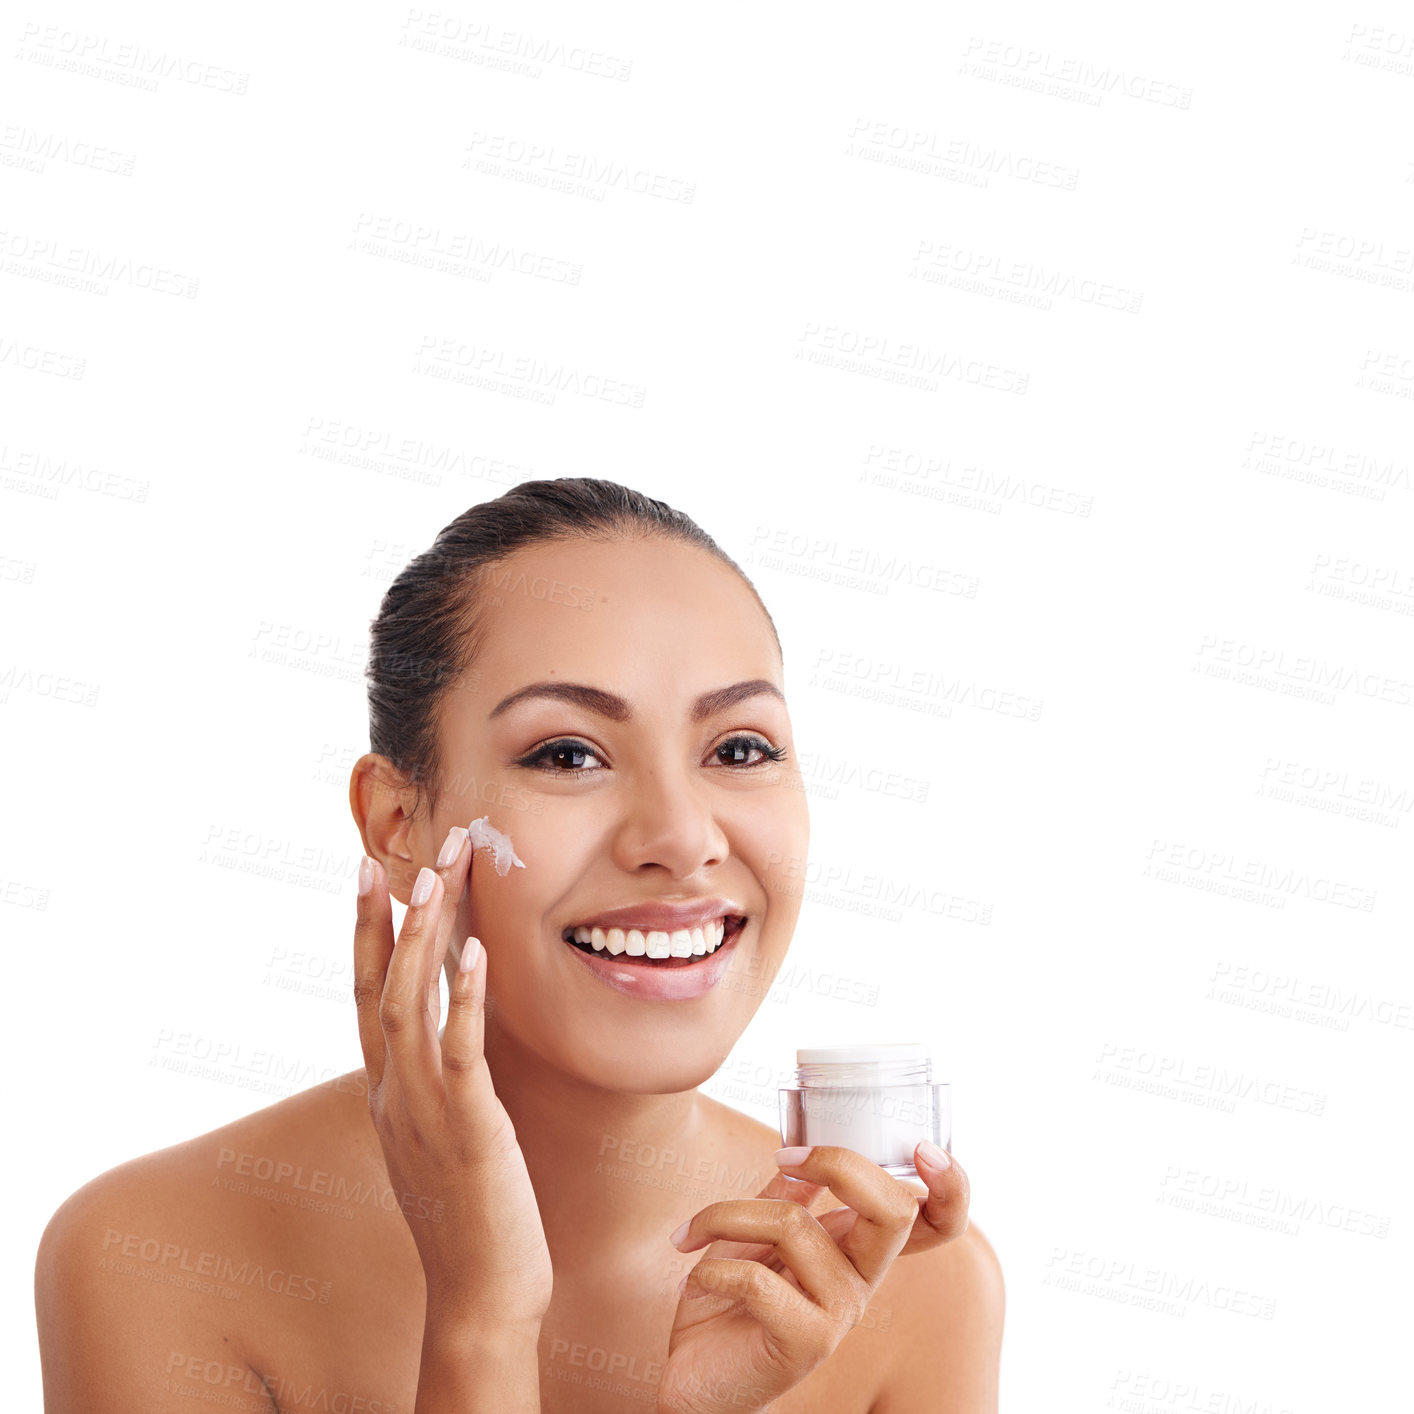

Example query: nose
[609,758,729,880]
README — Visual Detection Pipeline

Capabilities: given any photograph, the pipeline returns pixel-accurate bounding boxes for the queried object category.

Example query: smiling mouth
[560,915,747,968]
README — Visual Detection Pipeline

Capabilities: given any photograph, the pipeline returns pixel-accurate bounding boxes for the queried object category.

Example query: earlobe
[349,752,419,903]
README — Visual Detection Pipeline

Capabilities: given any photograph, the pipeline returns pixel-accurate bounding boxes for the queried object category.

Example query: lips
[560,915,749,1001]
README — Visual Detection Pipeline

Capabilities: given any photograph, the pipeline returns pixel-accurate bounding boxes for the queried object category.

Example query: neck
[476,1011,710,1272]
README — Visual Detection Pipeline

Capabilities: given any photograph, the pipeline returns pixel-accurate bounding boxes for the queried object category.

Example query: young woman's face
[426,535,809,1092]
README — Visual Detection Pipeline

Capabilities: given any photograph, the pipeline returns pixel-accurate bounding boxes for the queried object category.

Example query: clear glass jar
[778,1042,950,1180]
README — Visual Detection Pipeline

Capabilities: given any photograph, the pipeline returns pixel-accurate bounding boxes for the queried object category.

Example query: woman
[35,479,1003,1412]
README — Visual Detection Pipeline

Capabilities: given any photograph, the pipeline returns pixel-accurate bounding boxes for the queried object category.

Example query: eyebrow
[488,678,786,724]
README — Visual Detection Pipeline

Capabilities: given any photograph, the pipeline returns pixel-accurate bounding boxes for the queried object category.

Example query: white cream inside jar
[779,1042,950,1180]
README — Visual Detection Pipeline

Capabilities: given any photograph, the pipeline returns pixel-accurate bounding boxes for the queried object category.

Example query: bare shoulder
[882,1218,1005,1324]
[35,1070,385,1411]
[869,1220,1005,1413]
[36,1067,376,1250]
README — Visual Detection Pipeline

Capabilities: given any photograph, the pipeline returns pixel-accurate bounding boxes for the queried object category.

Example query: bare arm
[35,1172,266,1413]
[416,1317,543,1412]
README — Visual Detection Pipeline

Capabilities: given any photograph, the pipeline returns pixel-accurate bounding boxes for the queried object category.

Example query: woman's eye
[521,739,604,773]
[715,734,788,767]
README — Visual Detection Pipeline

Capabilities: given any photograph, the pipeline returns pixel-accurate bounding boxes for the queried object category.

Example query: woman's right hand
[354,826,554,1337]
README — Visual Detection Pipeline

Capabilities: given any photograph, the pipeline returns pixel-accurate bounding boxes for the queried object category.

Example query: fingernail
[458,936,482,973]
[917,1139,950,1171]
[775,1146,811,1167]
[410,866,435,907]
[357,856,374,896]
[436,826,465,869]
[669,1219,690,1246]
[676,1274,689,1296]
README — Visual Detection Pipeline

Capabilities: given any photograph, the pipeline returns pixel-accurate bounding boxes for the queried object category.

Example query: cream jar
[778,1042,950,1180]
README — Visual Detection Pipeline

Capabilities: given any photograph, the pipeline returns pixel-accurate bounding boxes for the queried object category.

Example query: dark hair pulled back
[364,477,779,824]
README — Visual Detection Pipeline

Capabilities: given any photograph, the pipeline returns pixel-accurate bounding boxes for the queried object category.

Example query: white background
[5,4,1411,1409]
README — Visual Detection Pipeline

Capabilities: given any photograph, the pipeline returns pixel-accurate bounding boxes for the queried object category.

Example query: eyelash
[516,734,788,777]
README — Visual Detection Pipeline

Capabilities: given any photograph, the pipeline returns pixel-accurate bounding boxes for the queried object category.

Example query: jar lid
[796,1042,928,1064]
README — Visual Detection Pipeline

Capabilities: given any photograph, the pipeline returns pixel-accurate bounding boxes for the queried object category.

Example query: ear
[349,752,421,904]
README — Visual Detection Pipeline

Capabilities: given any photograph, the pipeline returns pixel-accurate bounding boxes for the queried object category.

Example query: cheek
[463,812,590,942]
[738,796,809,912]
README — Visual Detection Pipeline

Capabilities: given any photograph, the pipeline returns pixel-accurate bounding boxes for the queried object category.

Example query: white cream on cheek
[440,817,526,992]
[466,815,527,876]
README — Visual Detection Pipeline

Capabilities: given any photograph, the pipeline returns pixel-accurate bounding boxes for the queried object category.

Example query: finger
[786,1153,971,1258]
[423,826,471,1029]
[681,1258,820,1342]
[897,1144,970,1255]
[353,854,395,1090]
[753,1167,828,1207]
[675,1200,866,1320]
[690,1169,831,1266]
[812,1206,858,1247]
[442,934,494,1121]
[381,863,446,1104]
[773,1146,917,1287]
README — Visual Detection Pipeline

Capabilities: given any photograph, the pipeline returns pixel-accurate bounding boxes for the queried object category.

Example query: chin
[566,1041,735,1098]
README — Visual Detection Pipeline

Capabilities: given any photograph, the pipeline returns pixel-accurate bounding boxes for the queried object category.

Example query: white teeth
[565,916,733,959]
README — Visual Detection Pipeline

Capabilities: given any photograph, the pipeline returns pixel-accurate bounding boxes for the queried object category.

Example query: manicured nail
[458,936,482,973]
[357,856,374,896]
[436,826,465,869]
[775,1146,811,1167]
[411,866,436,907]
[917,1139,951,1171]
[669,1219,690,1246]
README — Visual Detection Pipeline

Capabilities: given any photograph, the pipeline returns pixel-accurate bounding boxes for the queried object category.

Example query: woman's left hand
[658,1142,969,1414]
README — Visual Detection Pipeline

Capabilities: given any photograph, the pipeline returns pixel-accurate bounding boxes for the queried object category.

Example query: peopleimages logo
[100,1230,331,1302]
[960,36,1194,108]
[16,22,249,93]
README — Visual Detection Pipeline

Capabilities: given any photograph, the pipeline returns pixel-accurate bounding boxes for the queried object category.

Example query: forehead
[463,536,780,707]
